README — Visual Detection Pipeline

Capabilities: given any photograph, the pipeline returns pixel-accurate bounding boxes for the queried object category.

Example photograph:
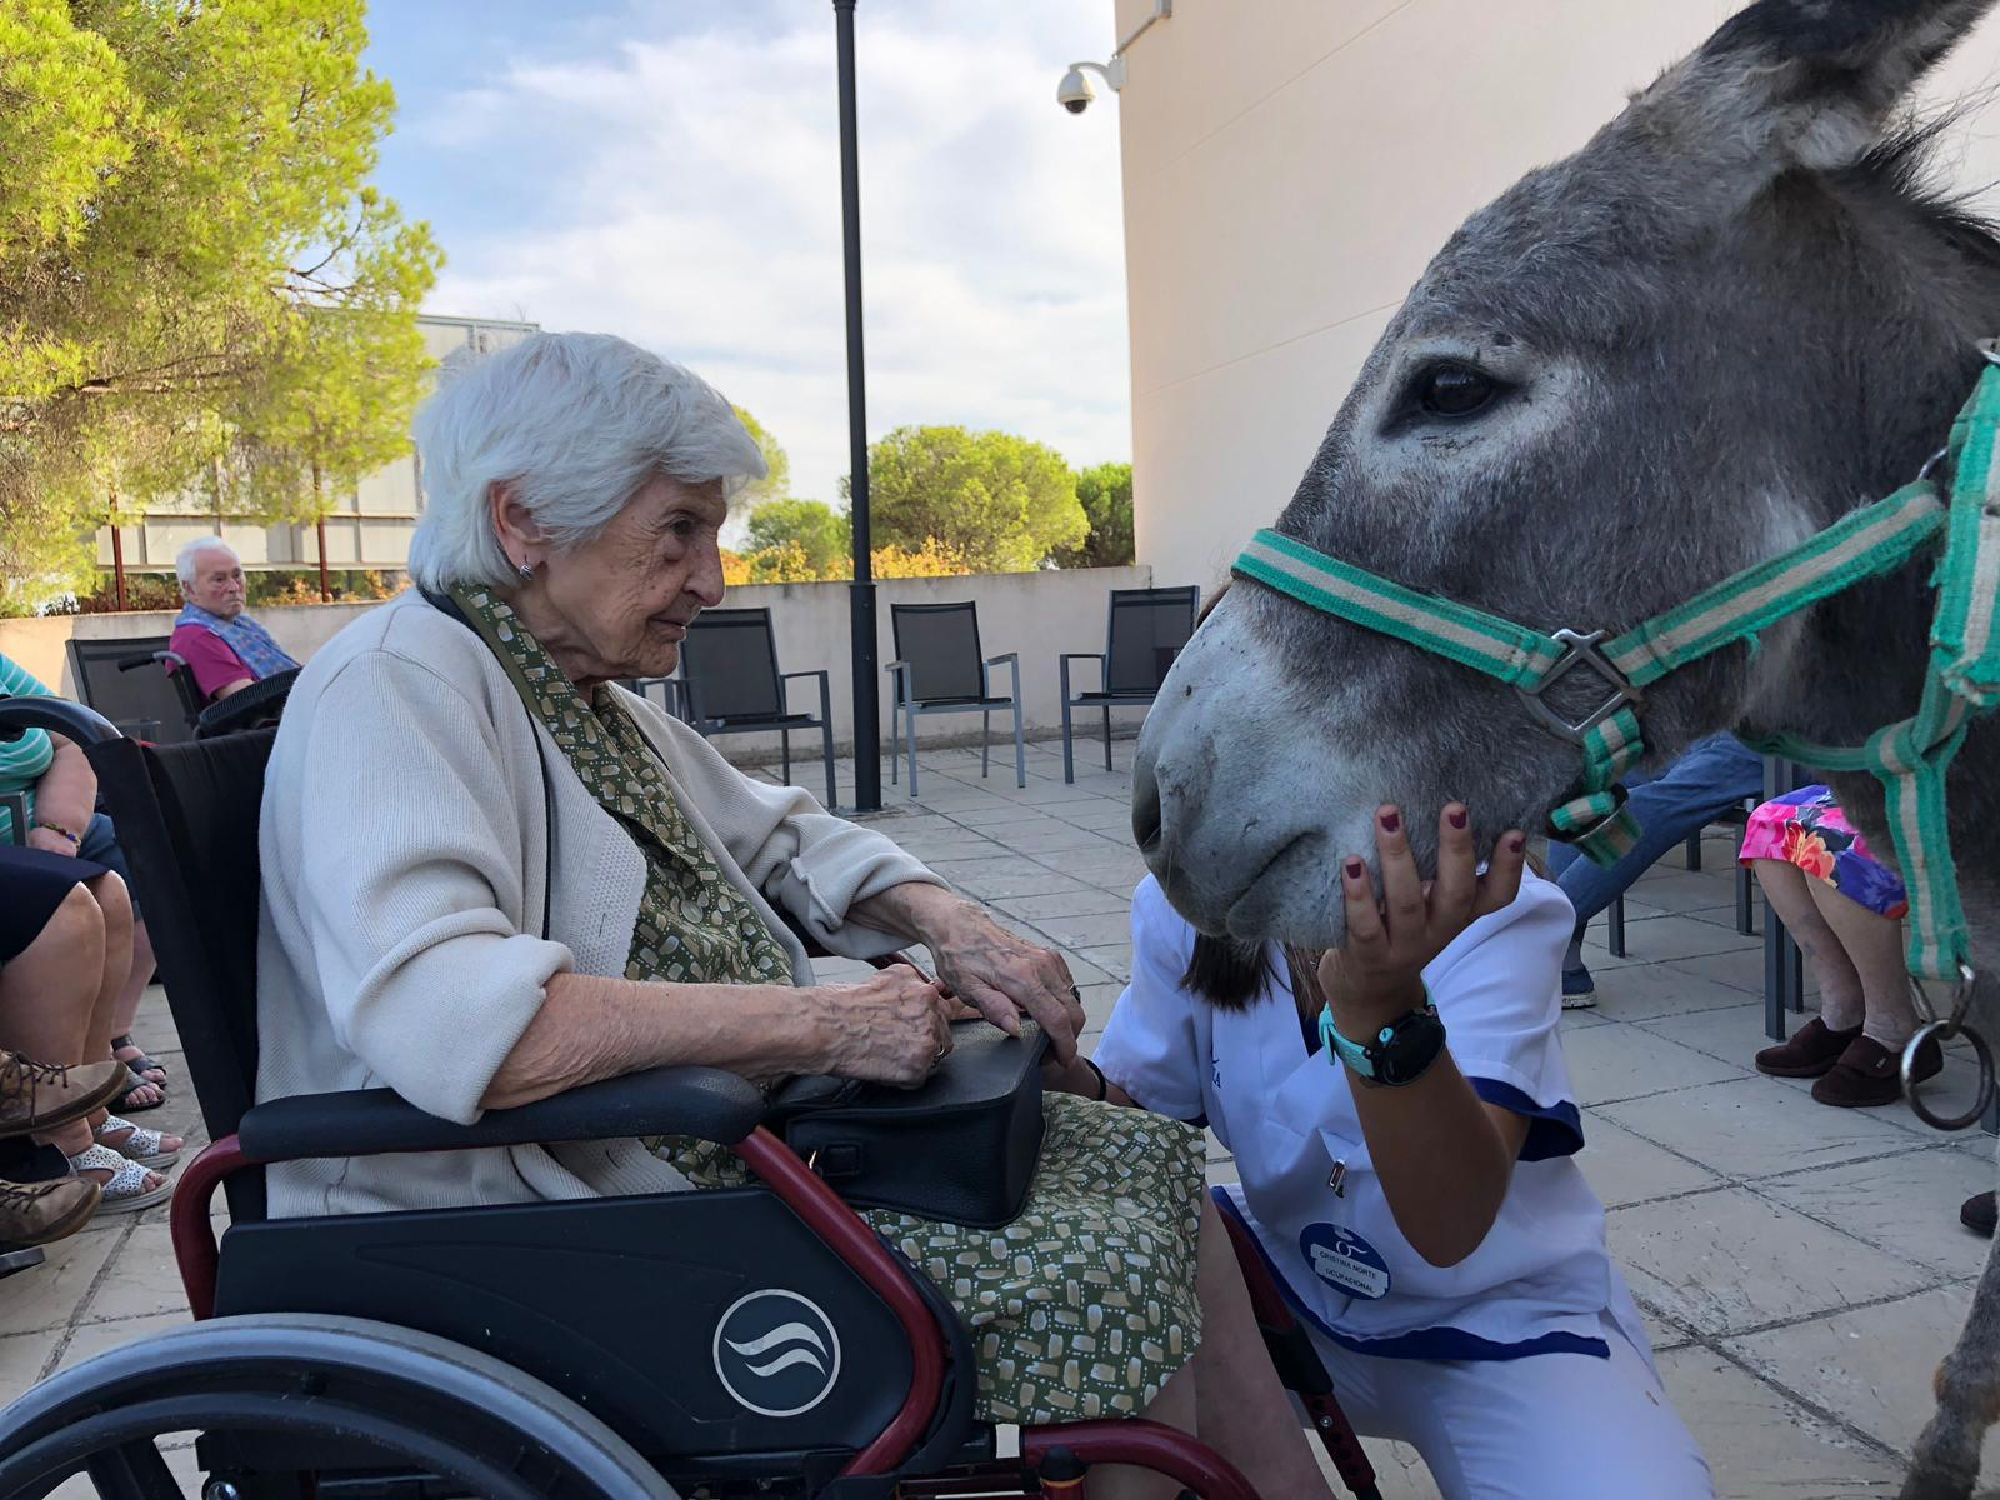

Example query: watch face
[1377,1008,1447,1086]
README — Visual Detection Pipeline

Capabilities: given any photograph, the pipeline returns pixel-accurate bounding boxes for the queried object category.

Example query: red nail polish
[1448,808,1468,830]
[1379,810,1401,833]
[1509,834,1527,854]
[1345,858,1364,879]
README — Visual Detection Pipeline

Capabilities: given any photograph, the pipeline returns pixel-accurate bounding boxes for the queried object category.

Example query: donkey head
[1134,0,2000,946]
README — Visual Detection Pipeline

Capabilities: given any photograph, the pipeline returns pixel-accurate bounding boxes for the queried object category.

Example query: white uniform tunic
[1094,874,1713,1500]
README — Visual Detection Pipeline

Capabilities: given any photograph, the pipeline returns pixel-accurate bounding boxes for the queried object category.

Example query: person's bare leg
[1187,1197,1335,1496]
[0,884,105,1158]
[1801,877,1918,1048]
[1090,1361,1198,1500]
[77,876,180,1161]
[1752,859,1864,1030]
[109,918,165,1092]
[1095,1199,1335,1500]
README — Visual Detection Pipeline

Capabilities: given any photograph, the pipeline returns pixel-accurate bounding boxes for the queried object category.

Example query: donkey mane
[1839,107,2000,271]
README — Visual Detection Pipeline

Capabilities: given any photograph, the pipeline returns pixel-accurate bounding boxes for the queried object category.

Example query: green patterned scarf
[450,584,794,989]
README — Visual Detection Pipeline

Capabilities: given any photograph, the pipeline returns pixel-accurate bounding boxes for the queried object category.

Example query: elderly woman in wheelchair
[164,332,1324,1500]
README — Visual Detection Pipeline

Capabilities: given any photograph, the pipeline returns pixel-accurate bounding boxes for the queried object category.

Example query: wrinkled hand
[927,905,1085,1065]
[1321,804,1527,1020]
[816,963,956,1088]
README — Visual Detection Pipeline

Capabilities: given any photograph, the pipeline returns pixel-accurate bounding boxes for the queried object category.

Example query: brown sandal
[1811,1034,1944,1108]
[1754,1017,1861,1079]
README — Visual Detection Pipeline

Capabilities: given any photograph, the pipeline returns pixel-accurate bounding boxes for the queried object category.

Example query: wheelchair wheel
[0,1313,679,1500]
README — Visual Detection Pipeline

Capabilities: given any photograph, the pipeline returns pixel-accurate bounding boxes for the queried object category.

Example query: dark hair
[1183,932,1326,1017]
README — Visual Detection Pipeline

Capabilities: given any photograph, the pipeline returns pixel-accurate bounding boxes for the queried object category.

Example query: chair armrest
[983,653,1018,667]
[235,1065,767,1163]
[1059,652,1105,698]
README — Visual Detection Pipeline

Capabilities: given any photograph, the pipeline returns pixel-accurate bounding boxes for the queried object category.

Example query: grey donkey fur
[1131,3,2000,1496]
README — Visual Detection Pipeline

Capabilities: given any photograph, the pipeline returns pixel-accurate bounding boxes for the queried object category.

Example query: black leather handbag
[767,1019,1049,1228]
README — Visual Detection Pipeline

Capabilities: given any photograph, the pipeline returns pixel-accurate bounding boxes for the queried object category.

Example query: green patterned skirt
[659,1092,1207,1423]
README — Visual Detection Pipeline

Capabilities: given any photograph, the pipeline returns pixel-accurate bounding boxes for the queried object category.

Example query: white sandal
[66,1143,174,1215]
[94,1114,182,1168]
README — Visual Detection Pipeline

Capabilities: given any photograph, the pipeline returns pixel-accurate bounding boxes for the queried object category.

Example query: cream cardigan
[255,590,938,1218]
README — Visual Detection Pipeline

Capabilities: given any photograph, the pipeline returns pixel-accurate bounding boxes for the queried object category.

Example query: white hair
[406,331,766,592]
[175,536,238,589]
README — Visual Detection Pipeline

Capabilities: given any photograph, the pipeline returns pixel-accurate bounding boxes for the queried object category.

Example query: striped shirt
[0,654,55,844]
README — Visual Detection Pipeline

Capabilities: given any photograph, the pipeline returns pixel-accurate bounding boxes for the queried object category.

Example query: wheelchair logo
[713,1289,843,1417]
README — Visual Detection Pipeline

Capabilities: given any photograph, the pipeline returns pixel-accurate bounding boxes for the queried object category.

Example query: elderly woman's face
[531,473,728,685]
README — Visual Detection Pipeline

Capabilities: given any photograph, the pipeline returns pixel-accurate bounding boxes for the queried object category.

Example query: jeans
[1547,733,1767,962]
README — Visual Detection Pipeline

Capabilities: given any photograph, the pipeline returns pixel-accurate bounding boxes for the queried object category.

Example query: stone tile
[1068,943,1131,983]
[1657,947,1772,996]
[1576,1112,1722,1209]
[994,887,1135,922]
[1641,1303,1695,1354]
[76,1223,187,1323]
[945,801,1065,827]
[1630,869,1746,915]
[1599,1077,1921,1179]
[1585,914,1758,965]
[0,1228,119,1334]
[1345,1439,1442,1499]
[1638,1002,1785,1066]
[1653,1346,1908,1497]
[52,1308,191,1373]
[1723,1285,2000,1471]
[1609,1187,1933,1337]
[1578,962,1754,1023]
[0,1327,60,1406]
[924,857,1087,901]
[988,821,1126,854]
[1756,1147,1998,1280]
[1078,982,1126,1032]
[1557,1022,1749,1107]
[1024,909,1132,951]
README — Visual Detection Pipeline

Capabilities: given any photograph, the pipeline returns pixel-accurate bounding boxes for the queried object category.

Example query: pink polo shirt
[168,624,254,704]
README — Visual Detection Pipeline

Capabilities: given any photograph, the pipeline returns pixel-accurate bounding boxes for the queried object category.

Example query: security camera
[1056,67,1094,114]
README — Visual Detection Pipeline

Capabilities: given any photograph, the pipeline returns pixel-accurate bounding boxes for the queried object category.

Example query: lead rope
[1234,345,2000,1130]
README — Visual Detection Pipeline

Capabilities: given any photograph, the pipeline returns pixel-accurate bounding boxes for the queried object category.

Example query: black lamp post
[833,0,881,812]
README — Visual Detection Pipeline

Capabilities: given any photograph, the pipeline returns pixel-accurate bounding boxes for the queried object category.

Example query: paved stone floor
[8,733,1999,1497]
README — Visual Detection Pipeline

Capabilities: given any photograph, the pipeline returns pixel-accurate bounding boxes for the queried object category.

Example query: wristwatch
[1317,996,1447,1087]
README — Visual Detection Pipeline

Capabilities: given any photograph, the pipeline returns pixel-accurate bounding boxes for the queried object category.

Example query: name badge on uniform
[1299,1223,1390,1301]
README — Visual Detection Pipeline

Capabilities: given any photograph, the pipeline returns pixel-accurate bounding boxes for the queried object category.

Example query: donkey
[1132,2,2000,1495]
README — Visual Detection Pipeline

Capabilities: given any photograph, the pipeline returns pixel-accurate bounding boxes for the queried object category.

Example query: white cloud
[406,3,1131,509]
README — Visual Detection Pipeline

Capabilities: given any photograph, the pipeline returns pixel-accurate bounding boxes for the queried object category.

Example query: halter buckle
[1514,629,1645,746]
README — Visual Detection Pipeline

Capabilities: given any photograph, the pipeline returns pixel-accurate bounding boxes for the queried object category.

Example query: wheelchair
[0,696,1383,1500]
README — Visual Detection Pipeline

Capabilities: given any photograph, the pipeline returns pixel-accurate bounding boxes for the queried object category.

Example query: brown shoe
[0,1175,101,1247]
[0,1053,127,1140]
[1755,1017,1862,1079]
[1811,1034,1944,1108]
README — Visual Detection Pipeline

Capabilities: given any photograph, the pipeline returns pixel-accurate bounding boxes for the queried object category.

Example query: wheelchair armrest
[236,1064,766,1162]
[983,652,1018,667]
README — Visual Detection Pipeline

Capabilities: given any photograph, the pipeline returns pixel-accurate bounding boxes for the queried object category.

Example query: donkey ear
[1625,0,1996,185]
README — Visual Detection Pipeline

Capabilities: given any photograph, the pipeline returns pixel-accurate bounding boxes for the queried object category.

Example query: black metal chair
[886,602,1024,797]
[65,635,200,743]
[0,696,1387,1499]
[673,608,837,809]
[1058,586,1199,784]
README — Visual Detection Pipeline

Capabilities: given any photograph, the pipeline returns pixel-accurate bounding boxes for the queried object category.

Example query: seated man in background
[168,536,301,705]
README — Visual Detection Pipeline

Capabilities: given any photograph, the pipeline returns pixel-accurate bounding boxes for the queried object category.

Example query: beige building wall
[92,314,539,581]
[1114,0,2000,592]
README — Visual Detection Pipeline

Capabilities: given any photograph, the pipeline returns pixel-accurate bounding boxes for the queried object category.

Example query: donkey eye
[1413,363,1498,418]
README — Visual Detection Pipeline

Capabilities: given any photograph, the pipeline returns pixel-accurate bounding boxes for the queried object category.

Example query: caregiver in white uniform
[1073,804,1712,1500]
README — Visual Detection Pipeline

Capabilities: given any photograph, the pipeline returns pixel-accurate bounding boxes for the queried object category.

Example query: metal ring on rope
[1903,1020,1996,1132]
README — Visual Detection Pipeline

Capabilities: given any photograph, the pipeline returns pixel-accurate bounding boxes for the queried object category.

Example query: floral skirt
[656,1091,1207,1423]
[1740,785,1908,918]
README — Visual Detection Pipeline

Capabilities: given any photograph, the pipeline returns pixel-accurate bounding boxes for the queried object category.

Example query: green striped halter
[1235,351,2000,1067]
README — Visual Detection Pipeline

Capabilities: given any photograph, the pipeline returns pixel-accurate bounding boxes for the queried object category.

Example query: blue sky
[361,1,1132,510]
